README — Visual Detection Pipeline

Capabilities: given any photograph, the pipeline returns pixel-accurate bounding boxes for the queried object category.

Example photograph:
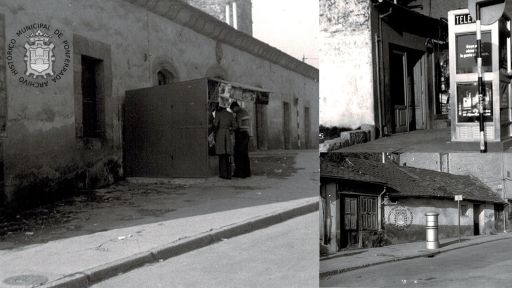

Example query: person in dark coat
[213,105,236,179]
[230,102,251,178]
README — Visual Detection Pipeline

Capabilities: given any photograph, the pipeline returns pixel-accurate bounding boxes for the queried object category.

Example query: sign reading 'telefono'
[455,13,476,25]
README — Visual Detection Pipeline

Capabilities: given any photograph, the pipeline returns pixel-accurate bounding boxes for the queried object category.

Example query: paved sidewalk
[0,197,317,288]
[0,150,319,288]
[338,128,512,153]
[320,232,512,279]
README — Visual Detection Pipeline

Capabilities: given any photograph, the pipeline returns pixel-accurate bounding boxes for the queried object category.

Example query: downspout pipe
[378,186,387,231]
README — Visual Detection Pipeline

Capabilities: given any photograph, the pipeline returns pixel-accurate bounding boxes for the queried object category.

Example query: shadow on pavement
[0,150,318,250]
[439,238,470,248]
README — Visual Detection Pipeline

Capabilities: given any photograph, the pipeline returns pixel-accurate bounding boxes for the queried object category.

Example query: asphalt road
[321,237,512,288]
[91,212,318,288]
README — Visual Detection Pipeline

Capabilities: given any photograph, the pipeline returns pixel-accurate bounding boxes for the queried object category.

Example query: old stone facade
[184,0,253,35]
[0,0,318,207]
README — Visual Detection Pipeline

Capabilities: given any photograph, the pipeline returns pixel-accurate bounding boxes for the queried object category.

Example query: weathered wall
[383,198,493,244]
[400,153,443,172]
[400,152,506,196]
[320,182,340,254]
[319,0,374,129]
[0,0,81,206]
[184,0,252,35]
[400,152,511,231]
[0,13,5,204]
[0,0,318,206]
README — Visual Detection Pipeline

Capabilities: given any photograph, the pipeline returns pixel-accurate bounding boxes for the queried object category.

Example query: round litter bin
[425,212,439,249]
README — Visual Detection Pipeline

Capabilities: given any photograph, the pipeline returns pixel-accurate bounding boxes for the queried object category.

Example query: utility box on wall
[448,9,512,148]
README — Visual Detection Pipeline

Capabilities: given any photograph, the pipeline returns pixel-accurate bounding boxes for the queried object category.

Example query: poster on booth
[457,82,493,122]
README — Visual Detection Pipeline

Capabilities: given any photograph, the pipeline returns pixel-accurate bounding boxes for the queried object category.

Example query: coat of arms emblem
[24,30,55,79]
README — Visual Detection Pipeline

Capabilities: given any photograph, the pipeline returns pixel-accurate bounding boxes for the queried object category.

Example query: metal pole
[458,200,461,242]
[476,5,487,153]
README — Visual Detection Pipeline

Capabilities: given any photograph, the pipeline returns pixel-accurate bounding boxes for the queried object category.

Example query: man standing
[213,105,236,179]
[230,102,251,178]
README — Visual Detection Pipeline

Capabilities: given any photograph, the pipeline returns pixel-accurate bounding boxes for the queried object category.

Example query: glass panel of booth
[456,32,492,74]
[456,81,493,122]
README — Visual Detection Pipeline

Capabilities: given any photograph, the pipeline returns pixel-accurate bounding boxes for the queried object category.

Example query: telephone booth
[448,9,512,149]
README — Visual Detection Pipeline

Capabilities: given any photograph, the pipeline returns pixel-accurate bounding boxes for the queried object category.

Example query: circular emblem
[388,206,414,230]
[6,23,71,88]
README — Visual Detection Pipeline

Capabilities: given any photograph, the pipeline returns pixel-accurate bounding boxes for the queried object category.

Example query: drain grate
[3,274,48,286]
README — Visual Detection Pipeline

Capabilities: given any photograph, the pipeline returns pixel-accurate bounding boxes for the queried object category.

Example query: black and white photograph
[3,0,512,287]
[320,0,512,287]
[0,0,319,287]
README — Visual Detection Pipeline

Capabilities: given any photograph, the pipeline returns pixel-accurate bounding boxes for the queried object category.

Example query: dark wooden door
[495,204,504,232]
[390,51,409,133]
[283,101,291,149]
[474,204,480,235]
[304,107,311,149]
[255,103,267,150]
[342,197,358,248]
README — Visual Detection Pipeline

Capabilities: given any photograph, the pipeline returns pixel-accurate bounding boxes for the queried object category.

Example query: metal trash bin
[425,212,440,249]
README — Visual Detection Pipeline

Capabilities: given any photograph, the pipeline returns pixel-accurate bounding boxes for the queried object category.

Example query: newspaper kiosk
[448,9,512,149]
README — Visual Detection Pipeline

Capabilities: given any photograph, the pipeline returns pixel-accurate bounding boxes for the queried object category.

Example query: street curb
[319,233,512,279]
[39,200,318,288]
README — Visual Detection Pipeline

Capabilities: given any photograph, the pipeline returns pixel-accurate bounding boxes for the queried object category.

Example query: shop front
[449,9,512,149]
[123,78,269,178]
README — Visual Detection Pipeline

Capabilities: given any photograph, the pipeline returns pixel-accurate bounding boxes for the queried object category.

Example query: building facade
[184,0,253,35]
[0,0,318,207]
[320,154,505,254]
[321,0,449,137]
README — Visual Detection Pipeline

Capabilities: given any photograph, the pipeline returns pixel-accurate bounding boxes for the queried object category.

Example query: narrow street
[90,212,318,288]
[321,237,512,288]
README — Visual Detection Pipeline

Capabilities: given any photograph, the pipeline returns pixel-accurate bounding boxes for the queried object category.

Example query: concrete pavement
[338,128,512,153]
[320,232,512,280]
[0,150,319,288]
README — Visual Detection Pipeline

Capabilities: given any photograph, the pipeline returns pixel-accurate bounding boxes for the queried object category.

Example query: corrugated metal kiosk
[448,9,512,149]
[123,78,269,178]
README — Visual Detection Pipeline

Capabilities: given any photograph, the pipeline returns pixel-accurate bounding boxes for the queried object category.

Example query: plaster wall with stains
[0,0,318,206]
[319,0,374,129]
[400,152,509,198]
[384,198,497,243]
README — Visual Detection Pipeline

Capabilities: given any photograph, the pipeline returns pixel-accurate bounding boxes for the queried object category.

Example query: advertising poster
[457,82,493,122]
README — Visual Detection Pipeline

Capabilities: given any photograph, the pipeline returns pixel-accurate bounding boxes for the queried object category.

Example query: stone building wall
[183,0,253,35]
[0,0,318,206]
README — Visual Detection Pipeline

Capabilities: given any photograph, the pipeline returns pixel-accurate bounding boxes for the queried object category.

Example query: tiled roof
[321,157,504,203]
